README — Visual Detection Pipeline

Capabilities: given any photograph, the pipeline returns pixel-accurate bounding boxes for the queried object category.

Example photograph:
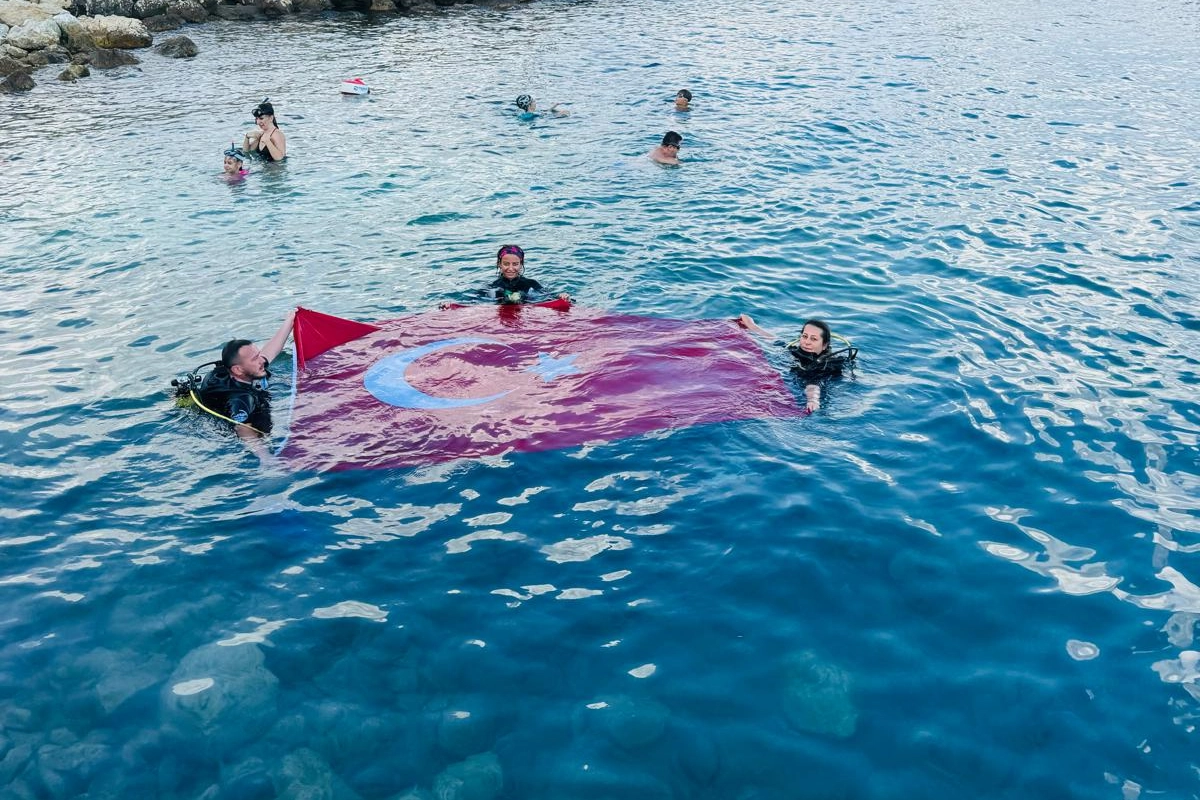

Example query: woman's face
[797,323,827,354]
[498,253,523,279]
[256,114,273,130]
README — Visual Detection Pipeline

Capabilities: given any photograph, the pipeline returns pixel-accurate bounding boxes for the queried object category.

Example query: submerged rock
[154,33,195,57]
[88,46,138,67]
[0,69,34,91]
[780,650,857,738]
[433,752,503,800]
[161,642,280,758]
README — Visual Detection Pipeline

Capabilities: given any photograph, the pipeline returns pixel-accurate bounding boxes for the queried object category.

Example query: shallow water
[2,0,1199,796]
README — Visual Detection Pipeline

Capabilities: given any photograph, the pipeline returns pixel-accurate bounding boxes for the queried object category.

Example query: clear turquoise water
[2,0,1199,796]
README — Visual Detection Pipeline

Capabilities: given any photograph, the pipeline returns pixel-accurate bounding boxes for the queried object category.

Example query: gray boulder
[166,0,207,20]
[212,3,259,18]
[88,46,138,67]
[52,12,94,52]
[0,69,33,91]
[160,643,280,759]
[79,14,151,48]
[143,12,184,30]
[258,0,292,17]
[0,54,24,74]
[0,22,8,39]
[154,33,194,57]
[81,0,136,15]
[0,2,56,27]
[296,0,330,9]
[6,17,62,50]
[132,0,169,15]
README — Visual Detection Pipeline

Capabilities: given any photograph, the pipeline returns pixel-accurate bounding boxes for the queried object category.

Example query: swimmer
[648,131,683,165]
[192,310,296,444]
[738,313,857,412]
[222,144,248,178]
[484,244,571,305]
[674,89,692,111]
[242,98,287,162]
[515,94,569,118]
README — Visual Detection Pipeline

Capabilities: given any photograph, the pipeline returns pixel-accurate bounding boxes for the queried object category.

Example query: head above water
[223,144,244,164]
[496,244,525,269]
[252,98,275,120]
[797,319,831,354]
[221,338,268,381]
[676,89,692,101]
[515,94,533,111]
[662,131,683,148]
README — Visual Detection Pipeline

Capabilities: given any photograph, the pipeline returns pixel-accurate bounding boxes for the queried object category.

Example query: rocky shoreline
[0,0,530,93]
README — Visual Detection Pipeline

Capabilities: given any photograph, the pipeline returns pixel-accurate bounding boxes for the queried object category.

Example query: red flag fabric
[277,305,805,471]
[293,306,379,370]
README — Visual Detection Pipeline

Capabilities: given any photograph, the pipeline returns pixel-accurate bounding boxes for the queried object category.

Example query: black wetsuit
[787,346,855,382]
[198,366,272,432]
[484,275,546,304]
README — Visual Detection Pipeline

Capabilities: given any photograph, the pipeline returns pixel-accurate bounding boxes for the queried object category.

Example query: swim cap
[497,244,525,264]
[515,94,533,111]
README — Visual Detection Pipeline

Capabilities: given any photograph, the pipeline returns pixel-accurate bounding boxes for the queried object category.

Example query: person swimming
[648,131,683,165]
[738,313,857,412]
[483,244,571,304]
[673,89,692,111]
[515,94,569,118]
[222,144,248,178]
[242,98,287,162]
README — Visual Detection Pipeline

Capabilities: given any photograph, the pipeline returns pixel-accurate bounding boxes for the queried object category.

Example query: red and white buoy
[340,78,369,96]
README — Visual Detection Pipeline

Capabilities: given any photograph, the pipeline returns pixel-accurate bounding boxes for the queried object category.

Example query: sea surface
[2,0,1199,796]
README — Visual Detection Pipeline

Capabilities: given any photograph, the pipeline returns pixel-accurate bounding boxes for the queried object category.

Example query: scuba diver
[737,313,857,413]
[481,244,571,305]
[173,310,296,442]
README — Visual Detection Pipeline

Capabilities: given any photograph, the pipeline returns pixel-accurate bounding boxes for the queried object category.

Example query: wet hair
[496,244,525,267]
[515,94,533,111]
[676,89,692,101]
[801,319,831,349]
[221,339,253,369]
[662,131,683,147]
[252,98,276,120]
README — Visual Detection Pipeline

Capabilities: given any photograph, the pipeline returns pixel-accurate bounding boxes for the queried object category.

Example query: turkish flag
[278,305,805,471]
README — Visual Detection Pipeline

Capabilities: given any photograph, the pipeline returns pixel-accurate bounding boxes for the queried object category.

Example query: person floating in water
[515,94,569,119]
[242,98,287,162]
[673,89,692,111]
[649,131,683,165]
[222,144,248,179]
[484,244,571,305]
[738,313,857,413]
[183,310,296,443]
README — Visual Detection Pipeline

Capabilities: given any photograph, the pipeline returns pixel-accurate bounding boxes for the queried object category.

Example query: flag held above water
[278,305,806,471]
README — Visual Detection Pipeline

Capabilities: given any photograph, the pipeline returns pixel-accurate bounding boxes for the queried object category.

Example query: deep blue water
[2,0,1199,797]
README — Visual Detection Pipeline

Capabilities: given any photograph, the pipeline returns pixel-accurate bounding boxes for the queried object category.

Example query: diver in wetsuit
[482,244,571,304]
[738,313,857,412]
[193,310,296,440]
